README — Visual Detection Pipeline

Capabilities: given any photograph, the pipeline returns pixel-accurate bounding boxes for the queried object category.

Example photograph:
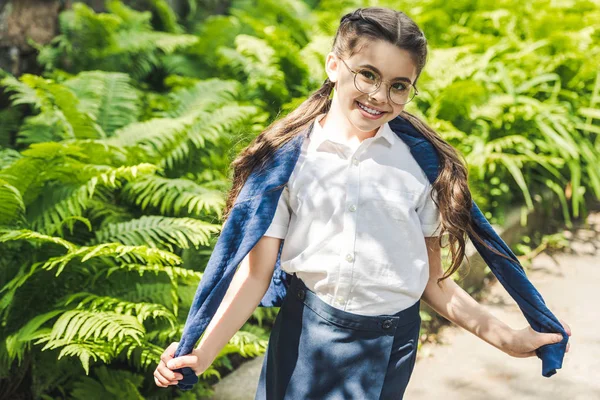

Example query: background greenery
[0,0,598,398]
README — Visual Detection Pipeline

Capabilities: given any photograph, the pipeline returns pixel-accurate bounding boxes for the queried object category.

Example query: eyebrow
[358,64,413,84]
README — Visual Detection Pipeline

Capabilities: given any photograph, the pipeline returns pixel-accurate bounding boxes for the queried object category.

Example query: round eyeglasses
[339,58,418,105]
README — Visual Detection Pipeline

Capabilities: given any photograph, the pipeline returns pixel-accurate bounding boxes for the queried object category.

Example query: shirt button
[348,204,357,212]
[352,158,359,166]
[345,253,354,262]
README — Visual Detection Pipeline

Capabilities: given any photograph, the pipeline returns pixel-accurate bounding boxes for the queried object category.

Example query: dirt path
[211,212,600,399]
[404,212,600,400]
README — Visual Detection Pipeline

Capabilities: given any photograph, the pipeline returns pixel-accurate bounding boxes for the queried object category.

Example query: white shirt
[263,113,442,316]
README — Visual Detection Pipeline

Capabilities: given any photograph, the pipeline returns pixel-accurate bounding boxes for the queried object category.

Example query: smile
[357,101,384,115]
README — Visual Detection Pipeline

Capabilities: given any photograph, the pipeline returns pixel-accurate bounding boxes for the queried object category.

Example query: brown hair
[223,7,514,284]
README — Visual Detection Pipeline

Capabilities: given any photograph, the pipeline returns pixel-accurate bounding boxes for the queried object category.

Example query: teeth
[358,102,382,115]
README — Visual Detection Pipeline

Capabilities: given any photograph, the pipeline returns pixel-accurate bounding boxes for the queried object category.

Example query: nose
[368,83,389,104]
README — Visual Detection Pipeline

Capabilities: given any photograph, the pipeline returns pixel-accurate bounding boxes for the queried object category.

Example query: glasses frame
[339,58,419,105]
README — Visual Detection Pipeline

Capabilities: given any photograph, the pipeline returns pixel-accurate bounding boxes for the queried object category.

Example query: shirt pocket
[359,184,418,222]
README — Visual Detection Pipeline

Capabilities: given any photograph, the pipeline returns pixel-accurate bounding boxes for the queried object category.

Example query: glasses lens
[390,83,416,105]
[354,67,416,105]
[354,68,379,94]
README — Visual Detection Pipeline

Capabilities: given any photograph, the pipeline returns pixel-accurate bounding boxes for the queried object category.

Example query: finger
[566,342,571,352]
[559,319,572,336]
[156,362,184,381]
[154,370,176,386]
[166,354,199,370]
[154,375,166,388]
[160,342,179,363]
[540,333,563,347]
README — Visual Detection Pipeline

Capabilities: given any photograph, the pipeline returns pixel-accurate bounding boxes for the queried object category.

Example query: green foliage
[0,0,598,398]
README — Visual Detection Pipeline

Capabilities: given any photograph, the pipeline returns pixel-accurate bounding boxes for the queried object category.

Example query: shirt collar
[307,113,395,151]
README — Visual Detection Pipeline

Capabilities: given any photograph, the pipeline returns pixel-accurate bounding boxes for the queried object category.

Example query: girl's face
[325,39,418,135]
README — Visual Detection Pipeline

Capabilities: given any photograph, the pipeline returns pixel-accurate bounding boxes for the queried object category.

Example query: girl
[154,7,571,398]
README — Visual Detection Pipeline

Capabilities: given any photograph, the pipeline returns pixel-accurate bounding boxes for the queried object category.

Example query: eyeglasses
[339,58,418,105]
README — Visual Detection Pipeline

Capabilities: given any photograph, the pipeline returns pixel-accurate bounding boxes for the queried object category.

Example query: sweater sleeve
[263,184,291,239]
[417,181,442,237]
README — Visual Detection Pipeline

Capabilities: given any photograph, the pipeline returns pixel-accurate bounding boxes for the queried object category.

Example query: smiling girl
[153,7,571,398]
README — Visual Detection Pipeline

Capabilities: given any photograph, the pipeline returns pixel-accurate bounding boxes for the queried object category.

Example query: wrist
[495,325,517,354]
[193,345,215,374]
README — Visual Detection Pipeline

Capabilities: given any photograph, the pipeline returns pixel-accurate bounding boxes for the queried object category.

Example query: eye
[359,69,378,81]
[392,82,408,91]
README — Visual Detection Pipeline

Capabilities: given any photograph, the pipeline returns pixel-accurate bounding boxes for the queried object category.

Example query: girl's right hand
[154,342,206,387]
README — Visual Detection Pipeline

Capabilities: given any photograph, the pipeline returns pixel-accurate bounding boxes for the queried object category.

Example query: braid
[341,8,365,24]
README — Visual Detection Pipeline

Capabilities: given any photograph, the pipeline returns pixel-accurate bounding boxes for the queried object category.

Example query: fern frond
[105,0,151,31]
[217,34,288,102]
[122,175,226,218]
[0,229,76,251]
[92,216,220,252]
[41,243,181,277]
[115,31,198,54]
[30,163,157,232]
[108,104,257,168]
[64,71,141,136]
[163,79,241,118]
[145,0,185,34]
[35,331,164,375]
[158,104,258,169]
[4,310,64,365]
[105,263,202,282]
[106,113,195,150]
[34,336,109,375]
[220,330,269,359]
[0,148,21,171]
[18,74,105,140]
[16,112,68,145]
[58,292,177,329]
[42,309,145,346]
[123,282,174,306]
[0,74,42,109]
[101,263,202,317]
[0,179,26,226]
[71,365,145,399]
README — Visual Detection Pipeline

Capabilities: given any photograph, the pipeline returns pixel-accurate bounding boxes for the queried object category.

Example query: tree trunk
[0,0,62,76]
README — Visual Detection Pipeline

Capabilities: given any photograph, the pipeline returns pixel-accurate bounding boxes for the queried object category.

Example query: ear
[325,52,340,83]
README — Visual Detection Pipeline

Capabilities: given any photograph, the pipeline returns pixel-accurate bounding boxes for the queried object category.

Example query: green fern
[163,78,241,118]
[108,104,257,168]
[59,293,177,329]
[29,163,157,232]
[64,71,141,136]
[71,365,145,399]
[0,148,21,170]
[92,215,220,251]
[15,74,105,142]
[0,179,26,226]
[122,175,227,218]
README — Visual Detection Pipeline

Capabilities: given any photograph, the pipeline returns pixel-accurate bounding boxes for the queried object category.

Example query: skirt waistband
[288,273,421,334]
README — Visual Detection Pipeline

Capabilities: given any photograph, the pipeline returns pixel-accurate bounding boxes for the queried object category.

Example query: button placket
[334,150,364,309]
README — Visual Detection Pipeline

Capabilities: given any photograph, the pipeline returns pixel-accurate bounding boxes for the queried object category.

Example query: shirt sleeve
[417,182,442,237]
[263,184,292,239]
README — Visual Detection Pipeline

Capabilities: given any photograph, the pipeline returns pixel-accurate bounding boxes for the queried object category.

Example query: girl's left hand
[504,318,572,358]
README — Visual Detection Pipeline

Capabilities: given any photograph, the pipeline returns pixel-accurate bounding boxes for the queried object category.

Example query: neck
[320,99,378,144]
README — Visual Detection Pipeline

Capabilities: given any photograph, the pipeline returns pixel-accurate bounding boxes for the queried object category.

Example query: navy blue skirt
[255,273,421,400]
